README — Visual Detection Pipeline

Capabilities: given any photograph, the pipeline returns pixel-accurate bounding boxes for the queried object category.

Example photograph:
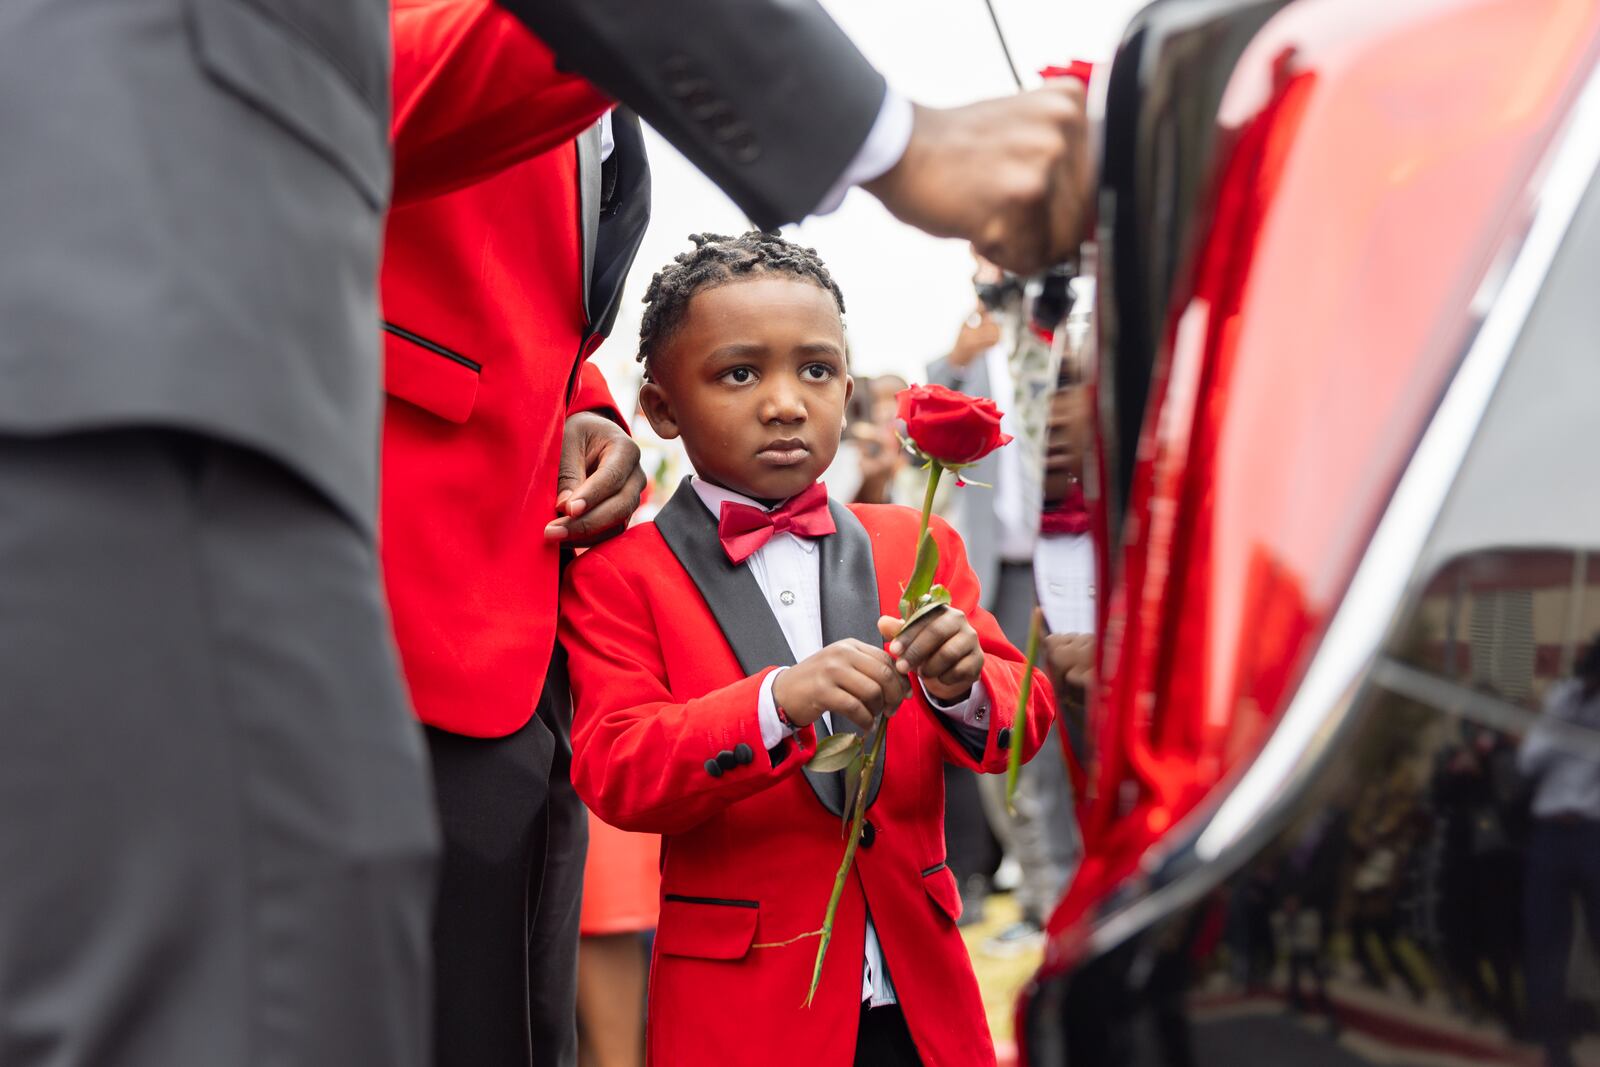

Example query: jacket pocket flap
[921,862,962,924]
[185,0,388,207]
[383,324,479,424]
[656,896,759,961]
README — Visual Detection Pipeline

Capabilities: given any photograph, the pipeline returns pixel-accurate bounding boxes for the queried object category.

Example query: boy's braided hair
[637,231,846,373]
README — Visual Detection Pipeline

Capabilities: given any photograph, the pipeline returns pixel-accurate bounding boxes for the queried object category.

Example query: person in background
[853,374,913,505]
[576,812,658,1067]
[1032,261,1096,801]
[1519,637,1600,1067]
[928,258,1078,945]
[822,372,912,506]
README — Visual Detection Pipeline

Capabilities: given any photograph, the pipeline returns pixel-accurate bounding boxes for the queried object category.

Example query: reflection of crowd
[1430,713,1525,1031]
[1199,636,1600,1067]
[1520,641,1600,1067]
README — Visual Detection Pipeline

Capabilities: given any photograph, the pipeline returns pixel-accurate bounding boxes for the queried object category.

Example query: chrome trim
[1080,55,1600,958]
[1369,656,1600,760]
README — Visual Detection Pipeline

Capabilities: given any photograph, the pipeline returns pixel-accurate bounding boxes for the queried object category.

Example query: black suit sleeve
[494,0,887,228]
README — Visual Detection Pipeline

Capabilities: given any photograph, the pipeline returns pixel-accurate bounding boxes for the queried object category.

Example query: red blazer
[559,490,1056,1067]
[381,0,617,737]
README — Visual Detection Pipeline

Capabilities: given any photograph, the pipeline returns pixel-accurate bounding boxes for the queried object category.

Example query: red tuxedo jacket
[381,0,621,737]
[559,486,1057,1066]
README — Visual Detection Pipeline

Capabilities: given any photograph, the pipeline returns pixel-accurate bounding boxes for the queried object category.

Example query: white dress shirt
[690,478,988,1006]
[985,339,1039,564]
[813,89,916,217]
[1034,533,1096,635]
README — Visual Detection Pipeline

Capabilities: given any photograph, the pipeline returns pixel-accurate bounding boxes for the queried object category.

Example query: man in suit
[927,270,1080,943]
[0,1,1088,1063]
[384,6,650,1064]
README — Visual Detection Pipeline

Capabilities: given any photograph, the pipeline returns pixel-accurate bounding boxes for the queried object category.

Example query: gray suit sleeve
[496,0,887,229]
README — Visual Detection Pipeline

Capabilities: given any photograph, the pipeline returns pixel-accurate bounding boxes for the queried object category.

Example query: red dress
[579,814,662,936]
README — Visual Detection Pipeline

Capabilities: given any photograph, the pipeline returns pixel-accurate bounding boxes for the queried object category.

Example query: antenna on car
[980,0,1026,89]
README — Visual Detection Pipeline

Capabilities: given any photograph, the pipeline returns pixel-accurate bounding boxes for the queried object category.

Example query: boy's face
[641,275,852,501]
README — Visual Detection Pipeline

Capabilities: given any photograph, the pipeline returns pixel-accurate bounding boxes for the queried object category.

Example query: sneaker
[983,920,1045,957]
[956,874,988,927]
[993,856,1022,893]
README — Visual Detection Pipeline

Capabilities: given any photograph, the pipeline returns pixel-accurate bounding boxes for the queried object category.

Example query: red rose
[896,384,1013,467]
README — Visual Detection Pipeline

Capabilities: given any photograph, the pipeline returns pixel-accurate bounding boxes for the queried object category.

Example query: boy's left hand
[876,609,984,704]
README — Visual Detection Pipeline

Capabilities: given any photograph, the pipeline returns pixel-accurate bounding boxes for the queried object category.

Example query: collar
[690,476,820,554]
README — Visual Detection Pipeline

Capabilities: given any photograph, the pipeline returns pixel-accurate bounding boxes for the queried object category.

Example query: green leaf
[840,750,864,836]
[1005,611,1044,814]
[901,529,940,617]
[896,590,954,641]
[807,732,863,773]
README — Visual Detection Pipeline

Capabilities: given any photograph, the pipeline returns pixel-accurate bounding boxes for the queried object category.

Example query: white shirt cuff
[758,667,796,750]
[923,680,990,729]
[811,88,915,217]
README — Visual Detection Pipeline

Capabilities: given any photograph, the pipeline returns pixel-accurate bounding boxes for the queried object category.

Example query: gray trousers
[0,431,439,1066]
[977,562,1081,924]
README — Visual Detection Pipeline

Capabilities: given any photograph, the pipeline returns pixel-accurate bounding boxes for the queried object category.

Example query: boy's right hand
[772,640,910,732]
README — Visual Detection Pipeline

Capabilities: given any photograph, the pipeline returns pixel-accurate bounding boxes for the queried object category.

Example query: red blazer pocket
[383,322,480,424]
[656,895,760,961]
[921,862,962,924]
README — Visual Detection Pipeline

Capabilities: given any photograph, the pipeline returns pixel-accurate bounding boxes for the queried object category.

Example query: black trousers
[0,430,439,1066]
[426,651,589,1067]
[1524,818,1600,1067]
[855,1003,923,1066]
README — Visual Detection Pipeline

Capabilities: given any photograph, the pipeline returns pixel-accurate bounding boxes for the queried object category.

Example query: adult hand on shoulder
[863,83,1091,276]
[546,412,645,544]
[772,639,910,733]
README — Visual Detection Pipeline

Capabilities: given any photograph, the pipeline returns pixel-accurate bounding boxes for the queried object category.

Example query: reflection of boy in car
[1519,637,1600,1067]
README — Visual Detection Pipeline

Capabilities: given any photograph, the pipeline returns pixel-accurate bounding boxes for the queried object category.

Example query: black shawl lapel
[654,478,844,816]
[818,501,888,810]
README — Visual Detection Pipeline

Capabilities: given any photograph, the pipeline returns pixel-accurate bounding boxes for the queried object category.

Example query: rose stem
[807,462,945,1005]
[1006,608,1043,814]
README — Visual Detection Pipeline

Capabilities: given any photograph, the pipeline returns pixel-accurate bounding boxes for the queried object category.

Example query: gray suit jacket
[0,0,393,526]
[926,354,1003,610]
[0,0,882,529]
[498,0,885,230]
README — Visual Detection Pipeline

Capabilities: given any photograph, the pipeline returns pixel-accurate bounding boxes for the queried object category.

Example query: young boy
[559,232,1056,1066]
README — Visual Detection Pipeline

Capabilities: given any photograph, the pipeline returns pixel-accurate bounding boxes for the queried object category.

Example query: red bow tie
[717,482,836,564]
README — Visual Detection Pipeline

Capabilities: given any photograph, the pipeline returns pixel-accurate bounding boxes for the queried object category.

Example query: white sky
[594,0,1146,407]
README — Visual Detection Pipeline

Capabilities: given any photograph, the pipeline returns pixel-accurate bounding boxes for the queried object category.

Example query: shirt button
[779,590,796,606]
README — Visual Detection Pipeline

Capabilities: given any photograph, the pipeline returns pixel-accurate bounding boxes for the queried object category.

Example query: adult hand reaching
[546,412,646,544]
[863,83,1091,275]
[947,305,1001,369]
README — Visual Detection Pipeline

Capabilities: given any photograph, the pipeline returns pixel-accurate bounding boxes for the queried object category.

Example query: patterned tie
[716,482,836,564]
